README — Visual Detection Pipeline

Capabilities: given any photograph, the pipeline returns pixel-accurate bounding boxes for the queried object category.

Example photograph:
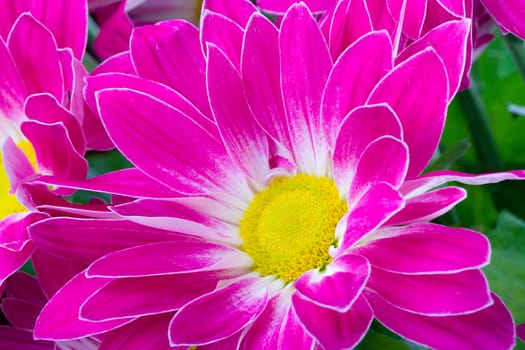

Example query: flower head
[31,0,521,348]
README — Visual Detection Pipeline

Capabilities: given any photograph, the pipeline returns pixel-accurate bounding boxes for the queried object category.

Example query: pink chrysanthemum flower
[0,272,100,350]
[32,1,520,348]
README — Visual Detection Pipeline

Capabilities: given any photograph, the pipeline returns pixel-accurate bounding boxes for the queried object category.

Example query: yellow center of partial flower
[0,140,37,217]
[239,174,347,283]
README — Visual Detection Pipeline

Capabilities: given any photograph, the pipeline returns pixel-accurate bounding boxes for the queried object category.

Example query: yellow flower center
[0,140,37,217]
[239,174,347,283]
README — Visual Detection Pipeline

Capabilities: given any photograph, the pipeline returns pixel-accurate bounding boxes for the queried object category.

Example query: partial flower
[89,0,203,59]
[518,324,525,343]
[32,1,519,349]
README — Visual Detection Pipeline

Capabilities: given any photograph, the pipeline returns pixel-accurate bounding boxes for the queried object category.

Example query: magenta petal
[5,271,46,303]
[100,313,174,350]
[337,182,405,252]
[398,19,470,98]
[207,44,270,183]
[386,186,466,225]
[280,3,332,174]
[480,0,525,39]
[86,241,241,278]
[29,217,187,265]
[1,298,41,330]
[95,88,240,196]
[348,136,408,205]
[368,291,516,350]
[355,223,489,274]
[517,324,525,342]
[368,48,448,178]
[91,51,135,76]
[29,0,87,59]
[0,38,25,120]
[21,120,88,180]
[81,271,235,321]
[322,31,393,146]
[2,139,35,191]
[7,14,63,100]
[367,268,492,315]
[202,12,244,69]
[295,254,370,312]
[0,326,53,350]
[333,104,402,196]
[292,293,373,350]
[0,241,35,285]
[241,14,290,151]
[33,272,133,341]
[388,0,427,38]
[239,292,314,350]
[93,2,133,59]
[130,21,211,116]
[168,278,268,346]
[203,0,257,27]
[36,168,178,199]
[258,0,335,14]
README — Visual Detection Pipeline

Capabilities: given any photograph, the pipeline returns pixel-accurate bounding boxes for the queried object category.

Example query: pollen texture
[239,174,347,283]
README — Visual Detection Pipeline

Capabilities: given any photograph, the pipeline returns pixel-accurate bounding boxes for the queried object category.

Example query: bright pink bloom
[32,1,519,349]
[0,272,100,350]
[89,0,202,59]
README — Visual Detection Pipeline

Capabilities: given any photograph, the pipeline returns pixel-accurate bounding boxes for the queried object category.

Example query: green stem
[456,87,503,172]
[502,34,525,83]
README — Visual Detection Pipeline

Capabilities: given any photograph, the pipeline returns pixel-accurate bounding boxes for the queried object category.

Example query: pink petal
[295,254,370,312]
[93,1,133,59]
[280,3,332,174]
[386,186,466,225]
[333,104,402,196]
[31,249,85,299]
[81,270,237,321]
[367,268,492,315]
[24,93,85,154]
[0,1,30,39]
[355,222,490,274]
[258,0,335,14]
[36,168,178,199]
[322,31,394,147]
[388,0,428,38]
[100,313,174,350]
[207,44,270,183]
[33,272,133,341]
[398,19,470,98]
[203,0,257,27]
[29,0,87,59]
[0,241,35,285]
[365,0,397,35]
[292,293,373,350]
[480,0,525,39]
[0,212,43,250]
[169,278,268,346]
[347,136,408,205]
[322,0,374,58]
[90,51,135,76]
[239,291,314,349]
[368,47,448,178]
[1,298,41,330]
[86,241,243,278]
[202,12,244,69]
[0,38,25,121]
[1,138,36,191]
[517,324,525,342]
[95,88,243,197]
[0,326,53,350]
[29,217,189,265]
[337,182,405,253]
[21,120,88,180]
[7,14,63,100]
[368,291,516,350]
[130,21,211,116]
[4,271,46,303]
[401,169,525,197]
[241,13,290,151]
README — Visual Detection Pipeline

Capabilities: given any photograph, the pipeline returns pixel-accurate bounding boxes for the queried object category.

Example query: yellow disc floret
[239,174,347,283]
[0,140,37,217]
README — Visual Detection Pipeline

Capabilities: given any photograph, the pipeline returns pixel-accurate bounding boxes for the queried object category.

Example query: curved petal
[0,38,25,121]
[295,254,370,312]
[0,326,54,350]
[367,268,492,316]
[207,44,270,184]
[322,31,394,146]
[368,291,516,350]
[86,241,245,278]
[258,0,334,14]
[480,0,525,39]
[368,47,448,178]
[168,278,268,346]
[333,104,403,197]
[292,293,373,350]
[280,3,332,175]
[203,0,257,27]
[0,242,35,285]
[354,223,489,274]
[202,11,244,68]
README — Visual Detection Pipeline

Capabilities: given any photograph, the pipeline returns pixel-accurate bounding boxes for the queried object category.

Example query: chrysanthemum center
[239,174,347,283]
[0,140,36,217]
